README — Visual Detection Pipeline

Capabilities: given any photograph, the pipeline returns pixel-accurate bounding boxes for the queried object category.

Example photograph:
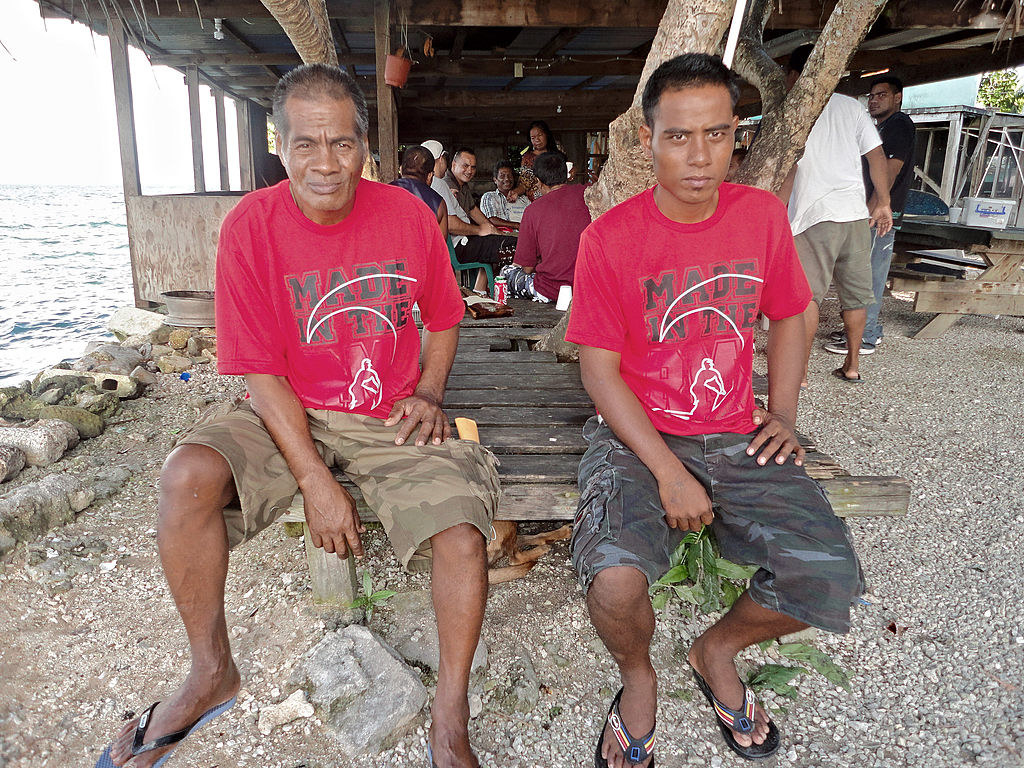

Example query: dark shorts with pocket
[175,399,500,572]
[572,417,864,633]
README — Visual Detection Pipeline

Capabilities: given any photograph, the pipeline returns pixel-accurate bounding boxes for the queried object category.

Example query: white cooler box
[961,197,1016,229]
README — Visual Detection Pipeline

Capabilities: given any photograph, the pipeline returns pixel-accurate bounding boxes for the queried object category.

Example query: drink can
[494,277,508,304]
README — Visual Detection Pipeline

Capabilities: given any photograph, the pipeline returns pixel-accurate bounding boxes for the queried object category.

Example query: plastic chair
[448,237,494,296]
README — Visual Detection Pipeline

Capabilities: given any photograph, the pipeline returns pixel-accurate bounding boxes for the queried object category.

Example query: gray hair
[272,64,369,139]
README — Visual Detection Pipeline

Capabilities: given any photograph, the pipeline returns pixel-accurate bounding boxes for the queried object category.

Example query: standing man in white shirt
[782,45,893,385]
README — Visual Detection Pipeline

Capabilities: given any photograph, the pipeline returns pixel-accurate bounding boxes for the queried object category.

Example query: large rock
[0,473,95,544]
[0,446,26,483]
[74,344,144,376]
[108,307,167,341]
[157,354,192,374]
[292,625,427,756]
[0,419,79,466]
[33,407,103,439]
[168,328,191,350]
[386,591,488,674]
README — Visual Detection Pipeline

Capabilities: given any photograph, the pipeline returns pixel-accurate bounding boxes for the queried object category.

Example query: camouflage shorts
[176,399,500,571]
[572,417,864,634]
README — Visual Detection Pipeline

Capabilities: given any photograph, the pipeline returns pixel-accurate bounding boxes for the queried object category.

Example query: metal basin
[161,290,215,328]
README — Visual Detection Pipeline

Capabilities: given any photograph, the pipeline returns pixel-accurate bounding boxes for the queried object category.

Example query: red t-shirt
[215,179,464,418]
[566,183,811,436]
[515,184,592,301]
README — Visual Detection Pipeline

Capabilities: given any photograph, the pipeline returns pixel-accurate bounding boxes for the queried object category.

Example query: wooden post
[214,88,231,190]
[374,0,398,182]
[106,18,144,308]
[940,112,962,204]
[186,65,206,192]
[235,98,255,190]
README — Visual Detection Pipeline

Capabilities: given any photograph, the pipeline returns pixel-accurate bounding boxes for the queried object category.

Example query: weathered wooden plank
[818,476,910,517]
[446,406,595,426]
[186,65,206,193]
[446,374,583,390]
[373,0,398,183]
[454,350,558,362]
[302,523,359,604]
[473,426,586,453]
[451,362,580,375]
[445,389,594,408]
[912,289,1024,315]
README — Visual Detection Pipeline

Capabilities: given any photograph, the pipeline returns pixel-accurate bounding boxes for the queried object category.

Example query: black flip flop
[831,367,863,384]
[594,687,656,767]
[691,667,780,761]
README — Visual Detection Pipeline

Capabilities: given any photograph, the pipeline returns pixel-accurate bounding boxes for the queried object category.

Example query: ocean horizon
[0,184,134,387]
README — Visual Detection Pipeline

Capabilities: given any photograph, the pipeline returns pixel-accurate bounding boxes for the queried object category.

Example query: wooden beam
[106,18,141,199]
[39,0,993,29]
[214,88,231,190]
[374,0,398,182]
[186,64,206,192]
[235,98,255,190]
[409,88,633,110]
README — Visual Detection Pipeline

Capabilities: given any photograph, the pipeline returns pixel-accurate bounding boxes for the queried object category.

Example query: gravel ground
[0,293,1022,768]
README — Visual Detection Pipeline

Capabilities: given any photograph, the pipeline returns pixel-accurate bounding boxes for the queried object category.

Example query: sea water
[0,185,133,386]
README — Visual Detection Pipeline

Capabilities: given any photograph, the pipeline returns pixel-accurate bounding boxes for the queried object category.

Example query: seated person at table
[390,144,449,239]
[443,147,517,295]
[501,152,590,302]
[565,54,863,766]
[480,160,530,230]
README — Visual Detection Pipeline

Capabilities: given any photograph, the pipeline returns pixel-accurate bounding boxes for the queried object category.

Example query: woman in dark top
[511,120,557,202]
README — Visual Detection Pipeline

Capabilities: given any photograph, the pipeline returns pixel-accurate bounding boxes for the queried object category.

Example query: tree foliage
[978,70,1024,113]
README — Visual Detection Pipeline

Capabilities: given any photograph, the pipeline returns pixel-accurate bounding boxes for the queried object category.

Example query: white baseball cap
[420,139,445,159]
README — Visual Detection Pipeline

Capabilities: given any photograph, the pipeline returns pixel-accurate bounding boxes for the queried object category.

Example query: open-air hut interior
[30,0,1024,306]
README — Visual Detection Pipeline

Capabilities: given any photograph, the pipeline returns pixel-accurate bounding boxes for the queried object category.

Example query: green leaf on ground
[777,642,852,690]
[748,663,804,699]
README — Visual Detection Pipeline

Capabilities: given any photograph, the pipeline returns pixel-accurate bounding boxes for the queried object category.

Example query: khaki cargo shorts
[175,399,500,572]
[794,218,874,309]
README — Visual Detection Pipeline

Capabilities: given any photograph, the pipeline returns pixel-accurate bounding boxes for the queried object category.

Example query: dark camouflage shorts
[176,399,500,571]
[572,417,864,633]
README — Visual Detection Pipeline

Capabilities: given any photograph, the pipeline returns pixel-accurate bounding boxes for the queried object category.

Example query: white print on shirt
[304,273,419,360]
[348,358,383,411]
[651,357,731,421]
[658,273,764,346]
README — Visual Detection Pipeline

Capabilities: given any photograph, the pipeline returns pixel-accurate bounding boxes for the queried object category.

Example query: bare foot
[687,637,770,749]
[428,694,478,768]
[107,662,240,767]
[598,667,656,768]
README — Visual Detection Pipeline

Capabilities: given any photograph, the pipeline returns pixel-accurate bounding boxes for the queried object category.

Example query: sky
[0,0,240,192]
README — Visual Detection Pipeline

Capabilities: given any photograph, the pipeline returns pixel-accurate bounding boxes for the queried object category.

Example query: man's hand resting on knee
[746,407,805,467]
[385,391,452,446]
[301,469,366,558]
[658,463,714,531]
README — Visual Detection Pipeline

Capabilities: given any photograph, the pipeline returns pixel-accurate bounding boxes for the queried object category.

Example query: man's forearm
[245,373,331,487]
[448,216,482,236]
[580,348,684,481]
[765,312,806,424]
[488,216,518,229]
[417,325,459,403]
[865,147,892,208]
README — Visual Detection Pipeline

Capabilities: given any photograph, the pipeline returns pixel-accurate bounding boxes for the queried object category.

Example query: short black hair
[452,147,476,163]
[493,159,516,177]
[788,44,813,75]
[272,63,368,139]
[400,145,434,180]
[641,53,740,127]
[533,151,568,186]
[870,75,904,94]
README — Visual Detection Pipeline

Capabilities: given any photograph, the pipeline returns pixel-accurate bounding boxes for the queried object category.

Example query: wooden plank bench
[282,301,910,603]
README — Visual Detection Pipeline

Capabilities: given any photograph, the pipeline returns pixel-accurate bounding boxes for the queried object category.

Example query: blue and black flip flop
[691,666,779,761]
[594,687,656,767]
[94,696,236,768]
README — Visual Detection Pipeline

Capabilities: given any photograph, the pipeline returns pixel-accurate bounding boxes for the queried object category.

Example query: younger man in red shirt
[566,54,863,765]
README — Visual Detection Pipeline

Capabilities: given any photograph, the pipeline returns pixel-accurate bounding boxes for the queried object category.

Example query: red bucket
[384,53,411,88]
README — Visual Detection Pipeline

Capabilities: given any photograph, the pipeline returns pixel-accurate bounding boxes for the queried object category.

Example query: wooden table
[894,217,1024,338]
[283,300,909,602]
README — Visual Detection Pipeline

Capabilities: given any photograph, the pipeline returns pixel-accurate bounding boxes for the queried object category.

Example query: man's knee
[587,566,650,617]
[430,521,485,558]
[160,444,235,516]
